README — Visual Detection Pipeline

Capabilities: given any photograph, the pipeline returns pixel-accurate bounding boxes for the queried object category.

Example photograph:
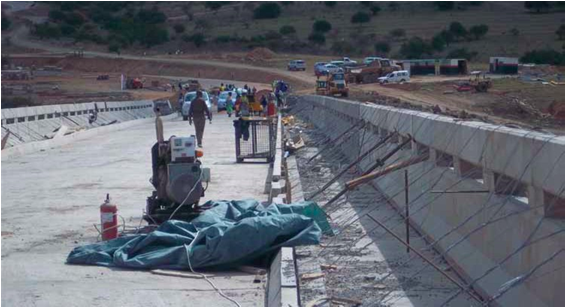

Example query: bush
[324,1,337,8]
[520,49,564,65]
[174,24,186,34]
[308,32,325,45]
[431,34,446,52]
[524,1,551,13]
[64,12,85,26]
[438,29,454,45]
[351,11,371,24]
[331,41,355,54]
[183,33,206,48]
[509,28,520,36]
[374,41,391,54]
[434,1,455,10]
[370,5,381,15]
[399,37,432,58]
[556,25,564,40]
[59,23,76,36]
[139,26,169,47]
[136,9,167,24]
[2,13,11,31]
[33,23,61,39]
[313,20,332,33]
[447,48,478,60]
[449,21,467,39]
[204,2,229,11]
[215,35,232,43]
[48,10,66,22]
[390,28,406,38]
[253,3,281,19]
[469,24,489,40]
[279,25,296,36]
[108,43,120,54]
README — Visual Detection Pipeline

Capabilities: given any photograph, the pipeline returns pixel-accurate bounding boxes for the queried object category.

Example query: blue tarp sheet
[67,199,329,270]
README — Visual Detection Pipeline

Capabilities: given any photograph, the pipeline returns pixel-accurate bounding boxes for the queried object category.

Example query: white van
[288,60,306,71]
[378,70,410,84]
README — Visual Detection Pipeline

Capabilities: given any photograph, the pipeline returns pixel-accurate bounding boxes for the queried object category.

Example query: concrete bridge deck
[2,114,269,306]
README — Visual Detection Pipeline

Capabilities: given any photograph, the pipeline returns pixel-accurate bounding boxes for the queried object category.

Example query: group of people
[181,82,284,148]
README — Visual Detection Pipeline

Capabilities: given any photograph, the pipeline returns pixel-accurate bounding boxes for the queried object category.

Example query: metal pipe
[345,154,427,190]
[306,132,394,201]
[430,190,490,194]
[366,214,484,304]
[322,135,411,208]
[306,121,364,163]
[405,169,410,254]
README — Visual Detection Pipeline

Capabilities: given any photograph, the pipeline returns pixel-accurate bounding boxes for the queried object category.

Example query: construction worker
[220,83,225,91]
[226,92,234,117]
[188,91,212,147]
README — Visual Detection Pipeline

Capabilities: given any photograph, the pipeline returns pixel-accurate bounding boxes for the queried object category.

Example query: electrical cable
[184,238,242,307]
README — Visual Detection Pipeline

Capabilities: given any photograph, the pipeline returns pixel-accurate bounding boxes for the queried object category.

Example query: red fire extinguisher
[100,193,118,241]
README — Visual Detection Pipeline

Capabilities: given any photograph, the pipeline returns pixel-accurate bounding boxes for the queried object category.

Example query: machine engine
[144,135,210,224]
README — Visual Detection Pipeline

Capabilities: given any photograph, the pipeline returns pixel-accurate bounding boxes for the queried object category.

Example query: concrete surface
[2,113,270,306]
[296,95,565,306]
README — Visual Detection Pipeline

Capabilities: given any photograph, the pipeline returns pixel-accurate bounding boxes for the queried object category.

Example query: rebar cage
[233,117,277,163]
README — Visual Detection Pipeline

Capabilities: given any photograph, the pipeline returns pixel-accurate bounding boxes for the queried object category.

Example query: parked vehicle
[182,91,212,120]
[378,70,410,84]
[330,60,345,68]
[314,62,327,76]
[363,57,383,65]
[322,64,343,74]
[217,91,237,111]
[347,59,401,84]
[288,60,306,71]
[342,57,358,66]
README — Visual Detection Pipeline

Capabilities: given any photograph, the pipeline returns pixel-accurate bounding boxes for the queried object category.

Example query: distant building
[394,59,467,76]
[489,57,518,74]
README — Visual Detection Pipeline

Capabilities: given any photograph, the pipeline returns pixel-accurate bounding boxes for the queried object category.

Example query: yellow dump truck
[316,73,349,97]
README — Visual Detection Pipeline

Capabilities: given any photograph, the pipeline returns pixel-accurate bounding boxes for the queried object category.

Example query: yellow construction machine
[316,72,349,97]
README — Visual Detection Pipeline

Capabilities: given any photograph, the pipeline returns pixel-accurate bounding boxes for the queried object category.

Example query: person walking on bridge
[188,91,212,147]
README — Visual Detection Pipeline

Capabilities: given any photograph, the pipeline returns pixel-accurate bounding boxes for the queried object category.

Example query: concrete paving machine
[144,116,210,224]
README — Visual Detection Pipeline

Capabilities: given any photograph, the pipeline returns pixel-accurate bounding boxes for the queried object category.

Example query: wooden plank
[150,269,212,279]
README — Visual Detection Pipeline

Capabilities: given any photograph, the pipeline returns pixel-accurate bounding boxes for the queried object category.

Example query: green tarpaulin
[67,199,329,270]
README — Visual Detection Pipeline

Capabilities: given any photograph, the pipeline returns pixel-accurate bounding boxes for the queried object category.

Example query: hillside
[2,1,565,63]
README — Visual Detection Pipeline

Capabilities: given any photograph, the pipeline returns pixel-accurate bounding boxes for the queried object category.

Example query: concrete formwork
[297,95,564,306]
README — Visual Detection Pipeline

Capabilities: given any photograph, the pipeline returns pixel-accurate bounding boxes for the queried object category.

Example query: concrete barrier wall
[298,95,564,307]
[1,100,156,148]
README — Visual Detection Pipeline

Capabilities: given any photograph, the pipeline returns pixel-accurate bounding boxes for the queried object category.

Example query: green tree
[434,1,455,10]
[447,48,478,60]
[174,24,186,34]
[64,12,85,26]
[439,29,454,46]
[520,49,564,65]
[399,37,432,58]
[279,25,296,36]
[136,9,167,24]
[556,24,564,40]
[60,23,76,36]
[469,24,489,40]
[253,3,281,19]
[324,1,337,8]
[139,26,169,47]
[524,1,550,13]
[313,20,332,33]
[374,41,391,54]
[351,11,371,24]
[431,34,446,52]
[34,23,61,39]
[449,21,467,39]
[370,5,381,15]
[308,32,325,45]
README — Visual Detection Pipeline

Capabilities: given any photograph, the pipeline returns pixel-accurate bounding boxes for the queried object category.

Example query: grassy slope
[167,2,564,60]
